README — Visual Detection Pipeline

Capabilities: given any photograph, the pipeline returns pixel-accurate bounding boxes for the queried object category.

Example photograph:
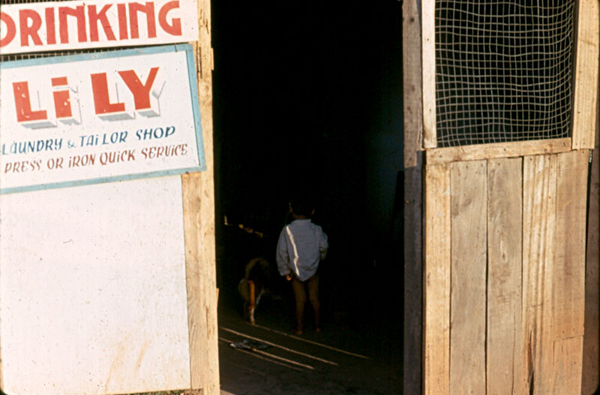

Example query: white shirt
[276,219,328,281]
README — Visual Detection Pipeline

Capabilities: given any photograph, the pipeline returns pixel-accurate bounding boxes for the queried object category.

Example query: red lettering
[52,77,68,86]
[45,8,57,45]
[2,2,190,50]
[159,1,182,36]
[118,4,129,40]
[19,9,43,47]
[58,6,87,44]
[129,2,156,39]
[51,77,73,119]
[13,81,48,123]
[91,73,126,115]
[118,67,159,111]
[89,5,116,42]
[0,12,17,47]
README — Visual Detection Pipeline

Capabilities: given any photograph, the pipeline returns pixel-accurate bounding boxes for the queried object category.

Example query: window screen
[435,1,576,147]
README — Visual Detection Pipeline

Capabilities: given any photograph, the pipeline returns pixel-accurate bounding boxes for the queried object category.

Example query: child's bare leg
[291,278,306,334]
[307,276,321,331]
[248,280,256,324]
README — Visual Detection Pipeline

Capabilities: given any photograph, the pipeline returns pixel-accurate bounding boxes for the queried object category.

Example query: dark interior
[212,0,405,389]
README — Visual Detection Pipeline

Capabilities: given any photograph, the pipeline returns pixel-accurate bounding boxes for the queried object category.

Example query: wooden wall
[424,150,589,395]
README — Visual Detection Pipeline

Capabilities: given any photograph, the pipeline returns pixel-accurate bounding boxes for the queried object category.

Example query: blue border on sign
[0,44,206,195]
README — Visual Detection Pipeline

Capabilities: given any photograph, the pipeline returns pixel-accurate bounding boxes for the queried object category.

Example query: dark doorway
[212,1,405,393]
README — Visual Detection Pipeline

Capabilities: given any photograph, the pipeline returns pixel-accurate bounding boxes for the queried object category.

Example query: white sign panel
[0,0,198,55]
[0,44,206,194]
[1,177,192,394]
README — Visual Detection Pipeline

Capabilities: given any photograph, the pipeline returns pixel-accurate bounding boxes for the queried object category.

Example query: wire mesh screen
[435,0,576,147]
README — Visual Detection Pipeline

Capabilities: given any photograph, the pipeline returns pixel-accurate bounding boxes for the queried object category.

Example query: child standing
[276,199,328,335]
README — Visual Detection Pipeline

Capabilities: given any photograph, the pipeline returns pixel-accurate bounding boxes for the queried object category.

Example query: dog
[238,257,270,324]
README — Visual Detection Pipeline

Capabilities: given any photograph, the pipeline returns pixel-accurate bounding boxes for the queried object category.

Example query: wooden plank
[521,154,557,395]
[582,131,600,394]
[554,150,588,339]
[403,0,423,169]
[422,0,437,148]
[551,337,584,395]
[423,164,451,395]
[487,158,523,395]
[543,150,589,394]
[402,0,424,393]
[450,160,487,395]
[403,154,423,395]
[183,171,219,393]
[182,0,219,393]
[426,138,571,165]
[572,0,599,150]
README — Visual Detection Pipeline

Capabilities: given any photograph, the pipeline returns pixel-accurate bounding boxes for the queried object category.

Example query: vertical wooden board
[422,0,437,148]
[403,0,423,168]
[554,150,588,339]
[572,0,600,149]
[183,172,218,394]
[450,160,487,395]
[551,337,584,395]
[424,164,451,395]
[182,0,219,393]
[403,155,424,395]
[543,150,589,394]
[521,154,557,395]
[487,158,523,395]
[582,133,600,394]
[402,0,424,392]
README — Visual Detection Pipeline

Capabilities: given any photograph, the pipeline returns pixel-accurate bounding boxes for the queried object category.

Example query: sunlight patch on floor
[251,323,370,359]
[220,327,339,366]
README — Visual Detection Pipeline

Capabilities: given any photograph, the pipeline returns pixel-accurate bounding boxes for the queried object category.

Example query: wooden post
[421,0,436,148]
[582,89,600,394]
[574,0,600,392]
[402,0,424,394]
[572,0,599,150]
[183,0,219,393]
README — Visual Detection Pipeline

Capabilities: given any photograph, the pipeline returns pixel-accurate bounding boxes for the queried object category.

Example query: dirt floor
[216,284,402,395]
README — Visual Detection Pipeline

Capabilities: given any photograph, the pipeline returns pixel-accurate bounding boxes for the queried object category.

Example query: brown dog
[238,257,270,324]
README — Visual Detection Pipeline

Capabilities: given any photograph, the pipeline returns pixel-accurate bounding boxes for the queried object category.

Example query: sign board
[0,177,192,394]
[0,44,205,194]
[0,0,198,54]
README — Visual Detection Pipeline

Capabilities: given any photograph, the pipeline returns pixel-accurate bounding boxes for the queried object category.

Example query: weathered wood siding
[423,150,589,395]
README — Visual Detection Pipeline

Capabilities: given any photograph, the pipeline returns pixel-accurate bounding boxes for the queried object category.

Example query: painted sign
[0,0,198,55]
[0,44,205,194]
